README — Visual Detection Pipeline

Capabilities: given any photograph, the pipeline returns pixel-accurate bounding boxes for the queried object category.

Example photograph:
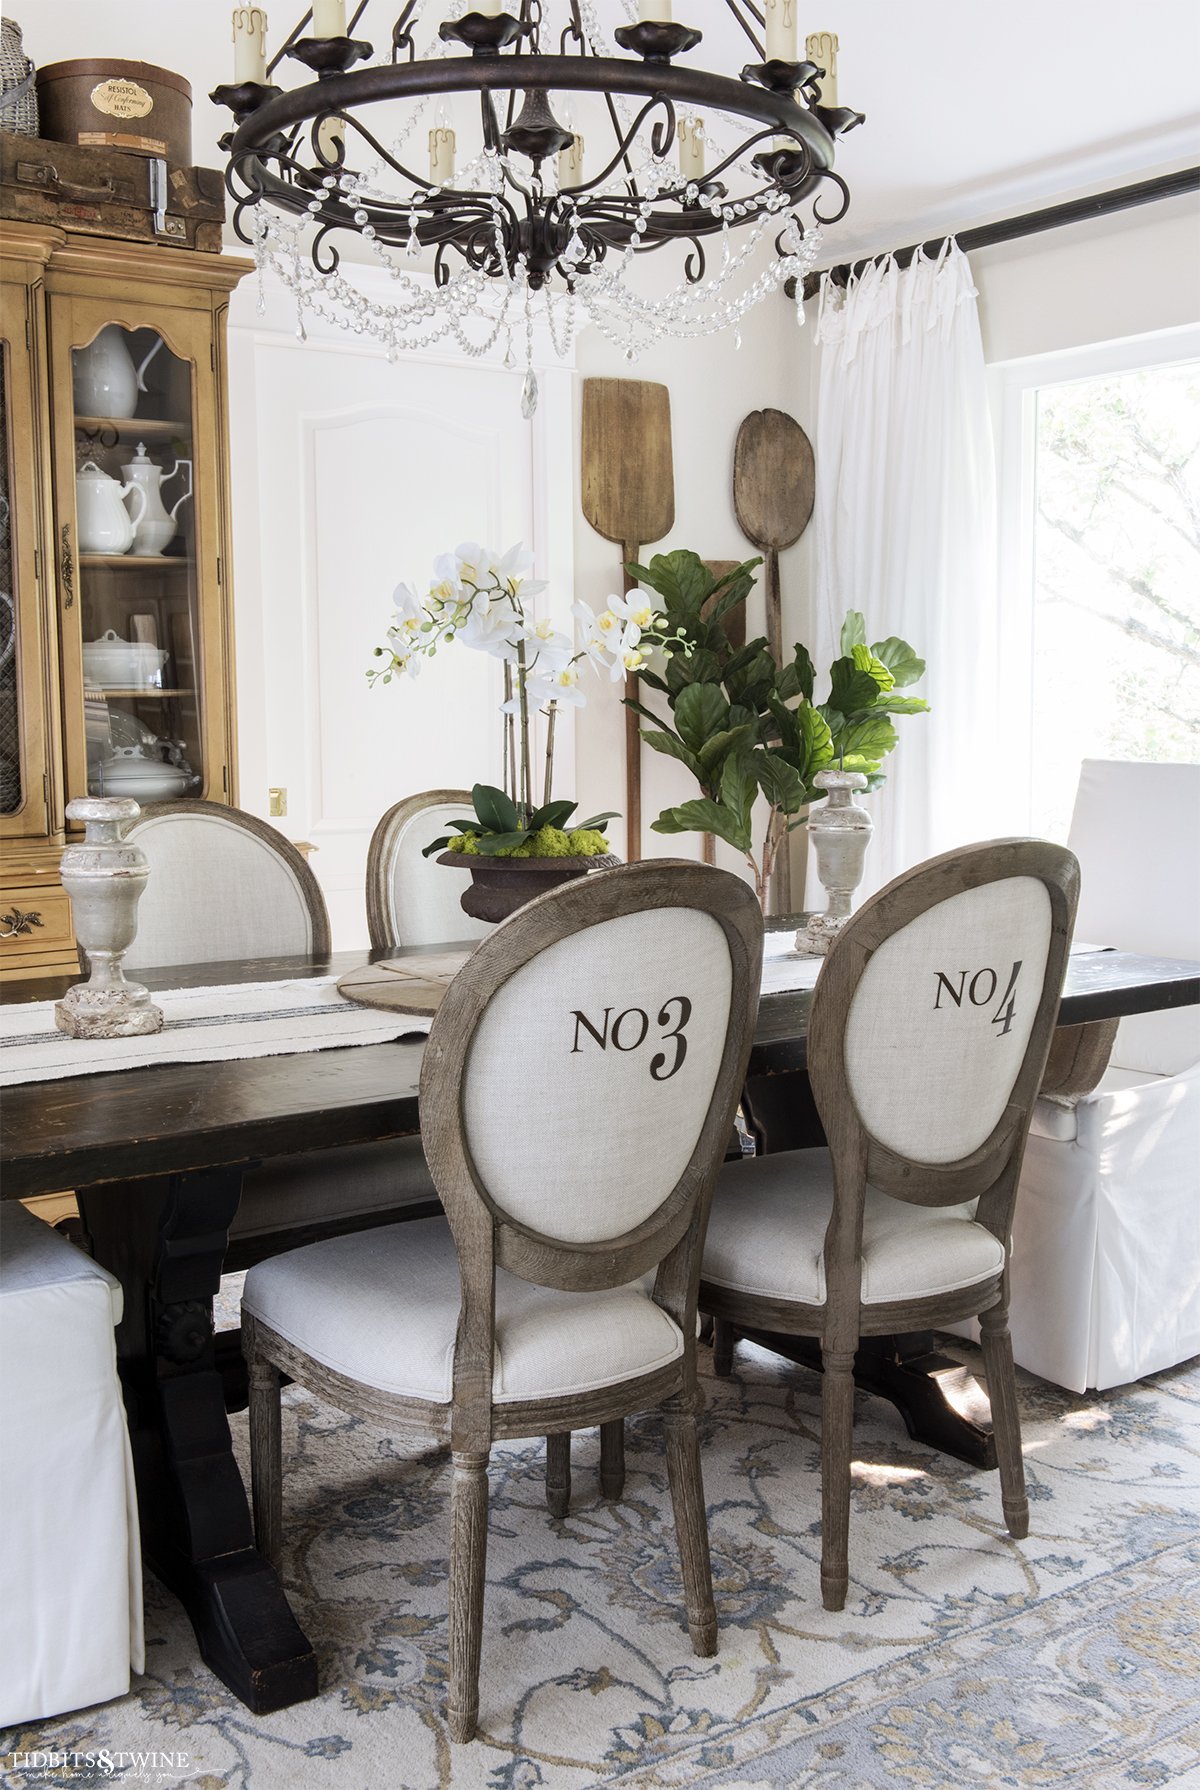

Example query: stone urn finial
[55,798,163,1038]
[799,768,873,957]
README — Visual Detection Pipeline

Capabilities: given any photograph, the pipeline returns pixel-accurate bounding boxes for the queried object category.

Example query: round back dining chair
[122,799,330,972]
[241,859,764,1742]
[700,838,1079,1612]
[366,788,490,950]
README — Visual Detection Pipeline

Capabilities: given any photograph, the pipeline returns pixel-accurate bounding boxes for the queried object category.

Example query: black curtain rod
[797,166,1200,300]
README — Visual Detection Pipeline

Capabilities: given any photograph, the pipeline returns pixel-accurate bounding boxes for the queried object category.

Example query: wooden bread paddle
[733,407,815,911]
[582,378,675,861]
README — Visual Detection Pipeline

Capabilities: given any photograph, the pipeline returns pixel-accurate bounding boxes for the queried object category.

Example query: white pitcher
[72,327,165,420]
[120,443,193,557]
[75,462,148,555]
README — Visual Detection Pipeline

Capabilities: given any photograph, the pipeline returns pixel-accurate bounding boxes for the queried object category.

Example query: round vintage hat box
[36,60,191,163]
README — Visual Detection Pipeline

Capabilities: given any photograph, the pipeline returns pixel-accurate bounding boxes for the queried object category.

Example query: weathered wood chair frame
[365,787,475,951]
[701,839,1079,1612]
[243,860,763,1741]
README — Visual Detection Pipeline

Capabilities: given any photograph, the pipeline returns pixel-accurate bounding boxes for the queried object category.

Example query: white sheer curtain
[807,241,998,901]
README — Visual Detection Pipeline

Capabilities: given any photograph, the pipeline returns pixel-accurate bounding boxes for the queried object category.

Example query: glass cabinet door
[0,278,51,839]
[50,298,228,812]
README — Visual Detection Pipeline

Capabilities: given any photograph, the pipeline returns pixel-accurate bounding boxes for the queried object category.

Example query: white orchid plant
[369,540,686,857]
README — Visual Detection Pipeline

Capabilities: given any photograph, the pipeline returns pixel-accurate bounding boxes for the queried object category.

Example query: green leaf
[474,829,533,855]
[420,834,452,858]
[641,730,705,781]
[871,636,926,687]
[755,752,806,815]
[674,680,730,752]
[725,648,776,708]
[627,549,713,616]
[635,667,670,694]
[472,782,520,834]
[666,646,722,694]
[776,643,815,704]
[874,694,930,715]
[720,752,757,831]
[577,810,621,829]
[796,703,835,782]
[727,702,758,731]
[527,799,577,831]
[840,610,867,654]
[827,654,885,717]
[652,797,752,853]
[697,723,756,776]
[837,713,899,759]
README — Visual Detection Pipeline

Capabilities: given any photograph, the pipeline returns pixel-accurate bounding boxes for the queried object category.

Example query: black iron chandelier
[214,2,863,410]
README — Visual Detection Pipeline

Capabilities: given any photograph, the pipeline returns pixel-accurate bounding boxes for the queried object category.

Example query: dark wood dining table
[2,934,1197,1715]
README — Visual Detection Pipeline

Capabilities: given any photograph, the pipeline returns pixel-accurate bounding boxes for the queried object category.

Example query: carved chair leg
[711,1317,735,1377]
[545,1432,571,1518]
[246,1337,284,1574]
[599,1420,625,1500]
[979,1305,1029,1540]
[819,1345,856,1612]
[448,1449,489,1744]
[663,1398,717,1657]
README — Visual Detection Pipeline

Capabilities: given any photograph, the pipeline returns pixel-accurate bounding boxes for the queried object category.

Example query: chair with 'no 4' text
[240,860,764,1740]
[700,839,1079,1611]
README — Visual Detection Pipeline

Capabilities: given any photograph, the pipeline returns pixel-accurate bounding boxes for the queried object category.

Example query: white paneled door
[229,274,574,947]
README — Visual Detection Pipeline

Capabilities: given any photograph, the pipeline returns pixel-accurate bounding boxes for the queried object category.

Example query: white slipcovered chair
[0,1201,144,1722]
[969,760,1200,1392]
[241,861,763,1741]
[122,801,437,1248]
[699,840,1079,1612]
[366,788,490,950]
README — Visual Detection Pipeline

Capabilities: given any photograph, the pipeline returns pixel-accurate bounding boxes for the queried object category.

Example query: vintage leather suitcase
[0,133,223,249]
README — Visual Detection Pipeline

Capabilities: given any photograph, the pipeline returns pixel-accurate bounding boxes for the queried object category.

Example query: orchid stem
[503,663,516,802]
[544,702,557,808]
[517,640,532,826]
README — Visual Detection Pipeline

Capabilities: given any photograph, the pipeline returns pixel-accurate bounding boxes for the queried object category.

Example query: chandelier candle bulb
[311,0,347,37]
[678,118,704,182]
[558,132,584,187]
[638,1,673,21]
[472,0,502,14]
[318,115,345,162]
[232,6,267,84]
[765,0,798,62]
[806,30,838,106]
[429,122,455,186]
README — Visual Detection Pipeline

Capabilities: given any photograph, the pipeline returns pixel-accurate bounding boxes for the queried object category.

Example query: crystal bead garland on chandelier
[214,1,863,413]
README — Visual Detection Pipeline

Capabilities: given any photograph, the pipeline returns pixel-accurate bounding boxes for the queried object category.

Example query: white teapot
[72,326,164,420]
[75,462,147,556]
[120,443,193,557]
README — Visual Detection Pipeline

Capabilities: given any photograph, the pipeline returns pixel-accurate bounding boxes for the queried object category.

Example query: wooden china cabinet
[0,222,250,978]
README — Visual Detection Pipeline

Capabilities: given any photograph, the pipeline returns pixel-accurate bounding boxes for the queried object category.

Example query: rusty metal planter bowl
[437,850,622,924]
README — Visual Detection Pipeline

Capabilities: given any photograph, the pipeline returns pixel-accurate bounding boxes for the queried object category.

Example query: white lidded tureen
[82,628,169,689]
[92,747,190,801]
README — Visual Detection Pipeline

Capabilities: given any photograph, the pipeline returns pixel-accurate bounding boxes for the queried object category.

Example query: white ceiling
[23,0,1200,261]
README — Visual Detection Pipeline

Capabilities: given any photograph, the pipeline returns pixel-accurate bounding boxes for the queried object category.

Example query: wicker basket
[0,19,39,138]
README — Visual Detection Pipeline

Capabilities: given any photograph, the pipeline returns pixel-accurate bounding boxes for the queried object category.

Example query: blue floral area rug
[4,1338,1199,1790]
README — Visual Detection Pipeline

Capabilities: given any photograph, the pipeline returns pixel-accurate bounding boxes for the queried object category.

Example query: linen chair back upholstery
[366,789,490,950]
[809,840,1078,1240]
[1067,759,1200,1077]
[121,801,331,971]
[420,860,763,1303]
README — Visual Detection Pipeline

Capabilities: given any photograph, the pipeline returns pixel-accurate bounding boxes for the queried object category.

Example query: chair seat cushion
[0,1199,123,1325]
[242,1215,683,1405]
[701,1150,1005,1307]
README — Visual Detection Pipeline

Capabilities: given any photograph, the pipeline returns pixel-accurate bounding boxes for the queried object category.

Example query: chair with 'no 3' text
[239,860,764,1740]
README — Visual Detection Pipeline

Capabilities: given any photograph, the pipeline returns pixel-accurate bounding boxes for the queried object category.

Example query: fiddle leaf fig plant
[622,552,929,905]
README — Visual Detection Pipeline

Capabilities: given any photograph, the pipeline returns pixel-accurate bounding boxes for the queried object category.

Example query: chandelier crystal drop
[214,2,863,409]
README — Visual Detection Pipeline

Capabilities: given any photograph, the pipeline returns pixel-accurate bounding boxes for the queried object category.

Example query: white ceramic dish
[93,750,190,801]
[82,630,169,688]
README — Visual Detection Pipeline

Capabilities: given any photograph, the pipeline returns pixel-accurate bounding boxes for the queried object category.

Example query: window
[993,329,1200,840]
